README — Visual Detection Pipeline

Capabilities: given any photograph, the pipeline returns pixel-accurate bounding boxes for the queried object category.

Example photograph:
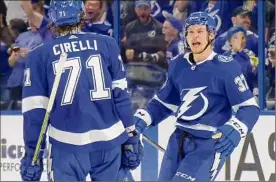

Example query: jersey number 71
[52,54,111,106]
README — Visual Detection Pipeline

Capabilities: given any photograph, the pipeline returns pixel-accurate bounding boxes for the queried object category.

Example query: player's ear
[209,32,215,41]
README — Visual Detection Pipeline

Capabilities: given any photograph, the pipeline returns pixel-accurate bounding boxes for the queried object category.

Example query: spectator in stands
[123,0,167,68]
[223,26,258,93]
[243,0,275,42]
[214,6,258,57]
[162,12,185,62]
[0,0,13,104]
[6,18,42,110]
[83,0,113,36]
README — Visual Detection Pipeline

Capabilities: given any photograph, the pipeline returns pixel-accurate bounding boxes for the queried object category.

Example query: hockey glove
[213,118,248,158]
[20,148,44,181]
[122,130,144,170]
[135,117,148,134]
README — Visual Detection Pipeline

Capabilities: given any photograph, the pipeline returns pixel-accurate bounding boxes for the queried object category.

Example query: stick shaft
[142,134,165,153]
[32,53,68,164]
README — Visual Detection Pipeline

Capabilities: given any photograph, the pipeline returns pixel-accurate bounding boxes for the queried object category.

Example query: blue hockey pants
[158,128,227,181]
[47,144,121,181]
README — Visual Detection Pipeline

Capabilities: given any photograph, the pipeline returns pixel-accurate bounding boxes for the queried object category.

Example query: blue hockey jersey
[22,32,133,152]
[135,52,260,138]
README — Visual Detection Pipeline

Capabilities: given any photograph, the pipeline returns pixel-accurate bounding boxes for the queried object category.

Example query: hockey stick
[32,53,68,165]
[142,134,165,153]
[142,131,222,154]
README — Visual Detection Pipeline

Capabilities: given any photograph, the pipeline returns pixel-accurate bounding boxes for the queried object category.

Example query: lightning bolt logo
[176,86,208,120]
[210,152,221,180]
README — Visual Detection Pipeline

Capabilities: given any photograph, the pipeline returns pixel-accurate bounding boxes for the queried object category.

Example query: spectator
[123,0,167,68]
[243,0,275,41]
[21,0,53,41]
[83,0,113,36]
[0,0,13,104]
[223,26,257,93]
[6,18,42,110]
[214,6,258,57]
[162,12,185,62]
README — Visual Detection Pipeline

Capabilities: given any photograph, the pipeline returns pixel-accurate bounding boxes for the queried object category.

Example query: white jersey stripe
[22,96,49,113]
[232,97,259,112]
[48,120,125,145]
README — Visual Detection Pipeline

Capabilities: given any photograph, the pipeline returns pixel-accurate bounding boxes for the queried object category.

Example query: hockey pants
[47,143,121,181]
[158,128,226,181]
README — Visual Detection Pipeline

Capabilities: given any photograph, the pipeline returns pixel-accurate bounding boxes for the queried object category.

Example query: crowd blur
[0,0,275,110]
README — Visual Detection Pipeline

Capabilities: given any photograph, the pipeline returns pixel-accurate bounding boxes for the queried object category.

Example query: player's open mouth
[192,42,201,46]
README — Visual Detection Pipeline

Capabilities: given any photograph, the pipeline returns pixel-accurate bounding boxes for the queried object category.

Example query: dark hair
[9,18,28,38]
[0,0,7,26]
[0,27,14,46]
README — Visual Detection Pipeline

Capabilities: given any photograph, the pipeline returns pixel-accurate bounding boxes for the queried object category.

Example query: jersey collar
[184,51,217,66]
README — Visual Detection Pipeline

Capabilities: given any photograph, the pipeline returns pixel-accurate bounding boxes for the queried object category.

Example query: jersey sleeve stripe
[153,95,178,112]
[232,97,259,112]
[22,96,49,113]
[134,109,152,126]
[48,120,125,145]
[175,122,217,132]
[225,117,248,138]
[112,78,127,90]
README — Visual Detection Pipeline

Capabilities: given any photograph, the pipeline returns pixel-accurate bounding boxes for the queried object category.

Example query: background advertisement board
[1,115,275,181]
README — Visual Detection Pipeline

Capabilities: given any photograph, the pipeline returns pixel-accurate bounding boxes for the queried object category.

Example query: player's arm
[22,44,48,152]
[213,60,260,158]
[21,0,44,28]
[134,60,181,133]
[224,61,260,135]
[108,38,135,131]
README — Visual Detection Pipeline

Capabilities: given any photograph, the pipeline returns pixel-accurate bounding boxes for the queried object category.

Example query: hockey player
[20,0,143,181]
[134,12,260,181]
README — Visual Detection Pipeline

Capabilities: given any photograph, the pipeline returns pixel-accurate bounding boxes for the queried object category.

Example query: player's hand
[122,131,144,170]
[213,119,247,158]
[20,148,44,181]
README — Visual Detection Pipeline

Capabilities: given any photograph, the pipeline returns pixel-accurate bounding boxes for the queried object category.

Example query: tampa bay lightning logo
[207,9,222,33]
[176,86,209,120]
[218,55,233,62]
